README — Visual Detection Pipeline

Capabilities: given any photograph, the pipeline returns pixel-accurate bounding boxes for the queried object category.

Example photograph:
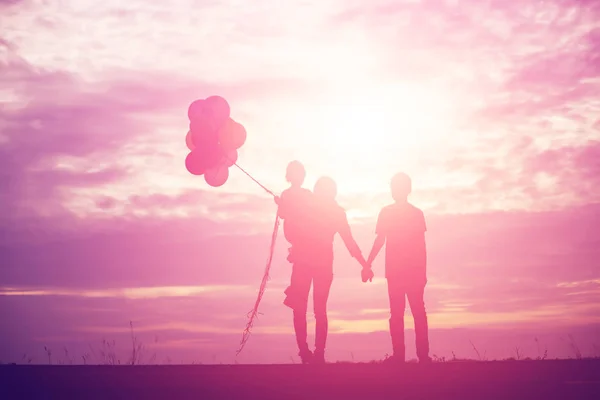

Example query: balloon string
[236,212,280,356]
[233,163,276,197]
[230,159,279,355]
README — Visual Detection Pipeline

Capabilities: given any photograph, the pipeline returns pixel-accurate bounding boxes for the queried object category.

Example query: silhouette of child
[285,176,369,364]
[275,161,312,263]
[366,172,431,363]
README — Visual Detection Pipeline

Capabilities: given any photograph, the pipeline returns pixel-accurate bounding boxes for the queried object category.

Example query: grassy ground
[2,359,600,399]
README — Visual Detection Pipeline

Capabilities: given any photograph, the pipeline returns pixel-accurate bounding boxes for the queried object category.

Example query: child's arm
[367,208,387,265]
[366,234,385,265]
[337,210,373,282]
[338,224,363,262]
[337,212,367,266]
[275,192,287,219]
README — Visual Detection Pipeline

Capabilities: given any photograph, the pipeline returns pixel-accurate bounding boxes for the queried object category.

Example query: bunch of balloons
[185,96,247,187]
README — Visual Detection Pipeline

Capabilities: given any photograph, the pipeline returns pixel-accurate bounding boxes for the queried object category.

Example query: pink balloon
[221,149,238,167]
[185,131,195,150]
[218,119,247,151]
[184,141,222,176]
[185,151,207,176]
[188,99,206,121]
[204,96,230,127]
[205,164,229,187]
[190,117,218,147]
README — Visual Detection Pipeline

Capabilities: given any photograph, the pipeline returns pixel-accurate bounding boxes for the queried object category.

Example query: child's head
[314,176,337,200]
[391,172,412,202]
[286,160,305,186]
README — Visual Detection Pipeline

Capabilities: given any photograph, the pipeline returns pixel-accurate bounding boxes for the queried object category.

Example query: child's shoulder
[379,203,397,214]
[381,202,424,216]
[281,186,312,202]
[407,202,424,214]
[297,187,313,197]
[284,186,311,194]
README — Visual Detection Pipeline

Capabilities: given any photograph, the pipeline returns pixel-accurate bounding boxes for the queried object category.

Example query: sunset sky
[1,0,599,364]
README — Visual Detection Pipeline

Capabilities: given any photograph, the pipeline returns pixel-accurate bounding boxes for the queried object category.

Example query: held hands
[361,267,374,283]
[359,258,374,283]
[350,244,375,282]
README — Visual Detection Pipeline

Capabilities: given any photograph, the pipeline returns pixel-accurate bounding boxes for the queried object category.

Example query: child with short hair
[275,160,312,263]
[365,172,431,363]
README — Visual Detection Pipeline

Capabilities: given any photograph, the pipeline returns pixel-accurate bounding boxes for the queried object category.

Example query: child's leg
[387,278,407,360]
[285,264,312,361]
[313,269,334,362]
[284,262,309,310]
[407,285,430,362]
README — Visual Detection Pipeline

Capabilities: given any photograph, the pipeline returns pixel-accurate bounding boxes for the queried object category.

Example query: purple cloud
[523,140,600,199]
[0,53,161,219]
[0,0,23,7]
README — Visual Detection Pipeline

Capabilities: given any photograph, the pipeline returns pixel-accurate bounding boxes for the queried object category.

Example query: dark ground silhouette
[3,359,600,399]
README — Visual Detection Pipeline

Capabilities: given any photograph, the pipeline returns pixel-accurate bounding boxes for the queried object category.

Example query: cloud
[0,210,290,291]
[2,284,599,364]
[0,45,302,228]
[1,204,599,364]
[523,140,600,199]
[125,190,274,218]
[3,0,599,217]
[0,284,248,299]
[319,0,600,215]
[0,53,153,221]
[0,0,23,7]
[412,136,600,213]
[2,204,599,319]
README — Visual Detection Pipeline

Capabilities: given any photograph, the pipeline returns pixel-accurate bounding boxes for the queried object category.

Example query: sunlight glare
[300,82,455,195]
